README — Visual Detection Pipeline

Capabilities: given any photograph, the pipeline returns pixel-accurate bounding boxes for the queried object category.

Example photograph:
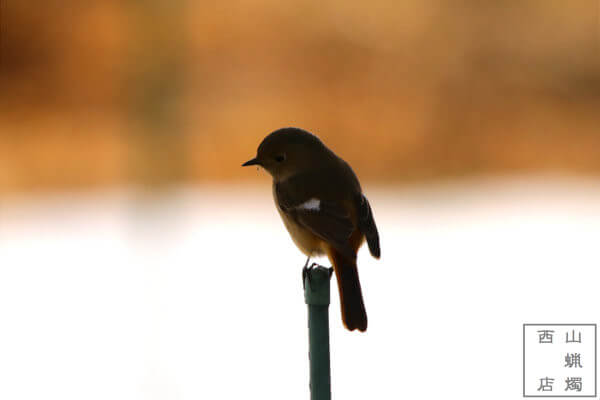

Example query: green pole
[304,266,332,400]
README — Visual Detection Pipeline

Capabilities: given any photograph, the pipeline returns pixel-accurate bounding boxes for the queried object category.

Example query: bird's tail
[330,250,367,332]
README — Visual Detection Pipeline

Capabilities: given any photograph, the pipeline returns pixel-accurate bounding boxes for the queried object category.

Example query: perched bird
[242,127,380,332]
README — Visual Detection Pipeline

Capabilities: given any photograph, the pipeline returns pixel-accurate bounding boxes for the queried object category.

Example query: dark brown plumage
[243,127,380,331]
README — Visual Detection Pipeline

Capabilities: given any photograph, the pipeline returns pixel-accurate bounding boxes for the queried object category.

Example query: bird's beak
[242,157,261,167]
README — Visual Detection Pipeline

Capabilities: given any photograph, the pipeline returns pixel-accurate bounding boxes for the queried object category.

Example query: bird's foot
[302,263,317,289]
[302,265,308,290]
[302,257,310,289]
[303,262,333,289]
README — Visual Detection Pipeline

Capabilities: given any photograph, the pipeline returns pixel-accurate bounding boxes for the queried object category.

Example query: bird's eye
[275,154,286,163]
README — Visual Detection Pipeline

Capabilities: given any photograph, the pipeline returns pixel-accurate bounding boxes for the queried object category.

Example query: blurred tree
[124,1,189,188]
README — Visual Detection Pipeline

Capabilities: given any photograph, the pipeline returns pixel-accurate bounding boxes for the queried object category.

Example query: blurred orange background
[2,4,600,400]
[0,0,599,193]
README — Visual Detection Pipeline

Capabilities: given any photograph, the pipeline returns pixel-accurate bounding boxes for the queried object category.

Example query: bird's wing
[275,181,356,260]
[356,194,380,258]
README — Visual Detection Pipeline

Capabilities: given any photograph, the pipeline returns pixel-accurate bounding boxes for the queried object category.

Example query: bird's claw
[303,262,333,289]
[302,265,308,290]
[303,263,318,289]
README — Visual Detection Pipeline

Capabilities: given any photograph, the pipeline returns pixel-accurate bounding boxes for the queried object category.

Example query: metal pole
[304,266,332,400]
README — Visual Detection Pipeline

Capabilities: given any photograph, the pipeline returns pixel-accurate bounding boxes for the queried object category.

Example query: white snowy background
[1,175,599,399]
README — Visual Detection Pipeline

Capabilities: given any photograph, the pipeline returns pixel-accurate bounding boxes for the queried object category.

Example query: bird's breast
[272,186,326,257]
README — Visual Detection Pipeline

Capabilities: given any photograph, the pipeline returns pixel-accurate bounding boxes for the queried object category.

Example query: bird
[242,127,380,332]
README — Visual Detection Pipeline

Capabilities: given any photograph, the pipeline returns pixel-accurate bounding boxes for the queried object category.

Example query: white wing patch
[298,198,320,211]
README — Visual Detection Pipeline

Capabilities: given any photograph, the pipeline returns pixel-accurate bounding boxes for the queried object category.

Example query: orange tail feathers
[329,250,367,332]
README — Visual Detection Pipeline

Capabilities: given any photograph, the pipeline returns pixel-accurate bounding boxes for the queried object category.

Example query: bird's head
[242,127,327,181]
